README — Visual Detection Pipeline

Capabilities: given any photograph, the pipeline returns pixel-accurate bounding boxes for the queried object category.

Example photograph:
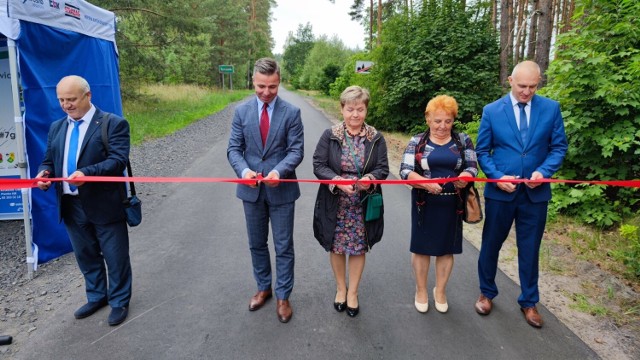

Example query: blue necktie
[67,120,83,191]
[518,102,528,143]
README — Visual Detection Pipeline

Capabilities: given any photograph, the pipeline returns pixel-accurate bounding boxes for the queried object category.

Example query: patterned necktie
[67,120,83,191]
[518,102,528,143]
[260,102,269,146]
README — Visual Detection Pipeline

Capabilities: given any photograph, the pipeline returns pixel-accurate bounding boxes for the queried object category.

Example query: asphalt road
[16,88,598,359]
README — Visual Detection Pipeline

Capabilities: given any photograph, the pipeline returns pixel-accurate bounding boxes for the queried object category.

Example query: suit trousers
[477,186,548,308]
[62,195,132,308]
[242,185,296,300]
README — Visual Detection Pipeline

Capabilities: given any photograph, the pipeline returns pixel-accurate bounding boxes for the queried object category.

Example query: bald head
[511,61,541,78]
[56,75,92,120]
[508,61,541,103]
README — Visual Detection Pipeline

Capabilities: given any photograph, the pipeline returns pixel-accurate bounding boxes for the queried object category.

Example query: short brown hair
[340,85,370,108]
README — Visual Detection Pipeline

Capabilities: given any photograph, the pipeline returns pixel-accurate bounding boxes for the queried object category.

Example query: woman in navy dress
[399,95,478,313]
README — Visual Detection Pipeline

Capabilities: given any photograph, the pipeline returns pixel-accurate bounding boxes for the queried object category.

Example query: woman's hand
[356,175,374,191]
[454,171,473,189]
[408,171,442,194]
[424,181,443,194]
[337,183,357,196]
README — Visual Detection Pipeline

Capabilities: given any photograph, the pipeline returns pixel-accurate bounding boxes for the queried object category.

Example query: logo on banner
[22,0,45,7]
[64,3,81,19]
[49,0,60,9]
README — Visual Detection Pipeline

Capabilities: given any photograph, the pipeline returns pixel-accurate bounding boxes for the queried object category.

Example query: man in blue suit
[474,61,568,328]
[36,75,132,326]
[227,58,304,323]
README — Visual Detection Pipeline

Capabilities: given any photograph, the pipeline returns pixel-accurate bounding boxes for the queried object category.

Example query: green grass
[123,84,253,145]
[568,292,610,316]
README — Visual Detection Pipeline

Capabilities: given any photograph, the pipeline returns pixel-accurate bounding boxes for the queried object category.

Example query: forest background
[89,0,638,334]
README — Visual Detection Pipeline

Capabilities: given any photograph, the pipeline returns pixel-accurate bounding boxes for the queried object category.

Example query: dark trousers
[62,196,132,308]
[242,187,295,300]
[477,187,548,308]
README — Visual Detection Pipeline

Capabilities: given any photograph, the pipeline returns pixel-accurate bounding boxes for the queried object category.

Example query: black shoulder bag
[101,119,142,227]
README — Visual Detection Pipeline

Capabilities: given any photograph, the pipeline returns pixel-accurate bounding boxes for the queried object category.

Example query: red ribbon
[3,176,639,191]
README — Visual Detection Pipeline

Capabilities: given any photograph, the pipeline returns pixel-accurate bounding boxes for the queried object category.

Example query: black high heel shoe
[334,291,347,312]
[346,296,359,317]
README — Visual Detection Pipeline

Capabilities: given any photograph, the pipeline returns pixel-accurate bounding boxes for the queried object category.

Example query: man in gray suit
[227,58,304,323]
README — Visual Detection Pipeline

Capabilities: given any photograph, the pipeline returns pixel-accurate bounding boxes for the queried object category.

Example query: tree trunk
[377,0,382,46]
[562,0,575,33]
[508,0,515,65]
[514,0,526,64]
[491,0,497,31]
[535,0,553,86]
[370,0,374,50]
[526,0,540,60]
[499,0,511,87]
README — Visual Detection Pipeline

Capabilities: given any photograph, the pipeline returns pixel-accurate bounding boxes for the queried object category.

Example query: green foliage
[542,0,640,227]
[296,36,353,91]
[363,0,501,132]
[319,64,342,95]
[610,223,640,279]
[282,23,315,87]
[91,0,273,90]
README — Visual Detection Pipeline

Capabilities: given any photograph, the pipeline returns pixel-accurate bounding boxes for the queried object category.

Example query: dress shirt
[63,105,96,195]
[241,97,279,179]
[509,93,530,130]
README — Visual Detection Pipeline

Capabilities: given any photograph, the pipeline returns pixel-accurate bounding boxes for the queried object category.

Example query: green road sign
[219,65,234,74]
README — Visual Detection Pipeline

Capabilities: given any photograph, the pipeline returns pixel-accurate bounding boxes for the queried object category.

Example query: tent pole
[8,39,34,280]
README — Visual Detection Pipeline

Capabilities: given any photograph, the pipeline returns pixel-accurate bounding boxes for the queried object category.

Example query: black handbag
[122,162,142,227]
[101,118,142,227]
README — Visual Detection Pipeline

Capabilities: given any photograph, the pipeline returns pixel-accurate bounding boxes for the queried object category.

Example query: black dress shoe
[108,307,128,326]
[334,290,346,312]
[74,300,108,319]
[346,296,359,317]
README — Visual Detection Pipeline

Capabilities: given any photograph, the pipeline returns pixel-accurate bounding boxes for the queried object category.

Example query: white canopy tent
[1,0,121,278]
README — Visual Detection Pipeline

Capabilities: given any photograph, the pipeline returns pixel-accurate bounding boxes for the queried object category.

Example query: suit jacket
[38,108,130,224]
[227,96,304,205]
[476,94,568,203]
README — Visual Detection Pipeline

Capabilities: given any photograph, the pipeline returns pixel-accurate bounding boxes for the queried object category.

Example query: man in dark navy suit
[36,75,132,326]
[474,61,568,328]
[227,58,304,323]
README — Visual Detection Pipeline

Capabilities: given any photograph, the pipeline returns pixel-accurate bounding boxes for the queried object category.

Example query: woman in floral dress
[312,86,389,317]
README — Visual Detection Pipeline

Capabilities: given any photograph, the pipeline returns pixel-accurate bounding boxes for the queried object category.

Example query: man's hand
[243,170,259,188]
[497,175,519,193]
[67,171,86,187]
[527,171,544,188]
[36,170,51,191]
[262,171,280,187]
